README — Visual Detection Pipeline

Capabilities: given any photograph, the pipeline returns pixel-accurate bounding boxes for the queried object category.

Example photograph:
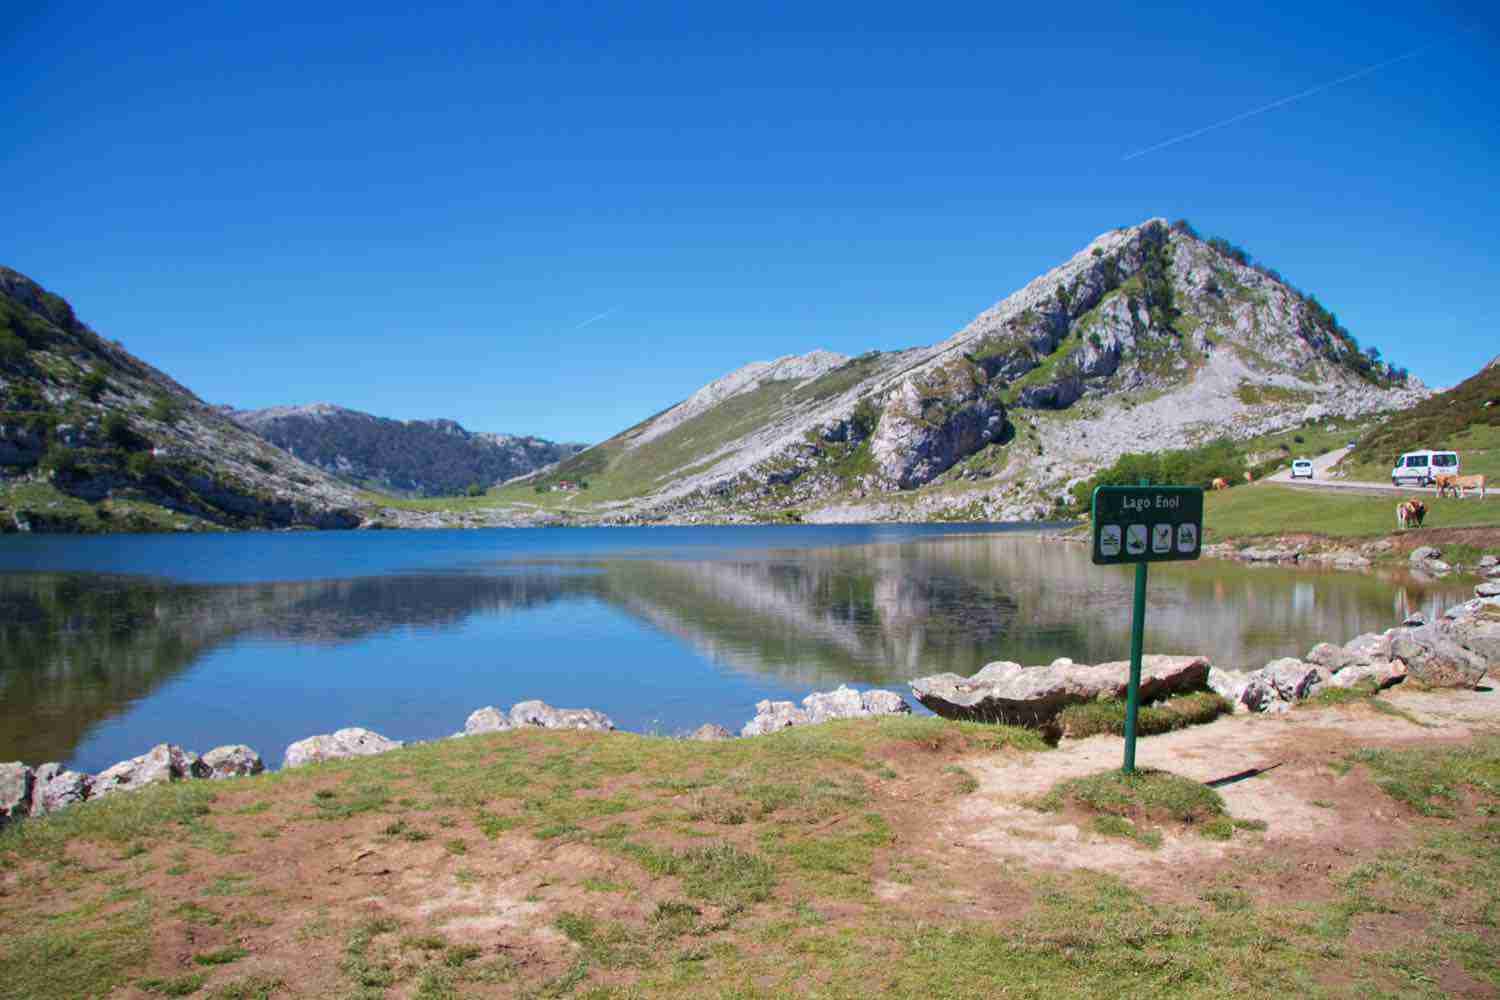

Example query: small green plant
[148,393,183,425]
[138,972,206,996]
[192,944,248,965]
[81,366,108,400]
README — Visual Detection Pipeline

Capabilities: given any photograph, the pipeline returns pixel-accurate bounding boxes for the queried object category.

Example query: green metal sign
[1090,485,1204,565]
[1090,483,1205,773]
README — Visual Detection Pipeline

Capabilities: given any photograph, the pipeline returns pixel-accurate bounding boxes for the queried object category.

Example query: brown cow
[1396,499,1427,529]
[1438,474,1487,499]
[1211,477,1229,491]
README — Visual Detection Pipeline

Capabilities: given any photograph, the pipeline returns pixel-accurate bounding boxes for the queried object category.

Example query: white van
[1291,459,1314,479]
[1391,450,1459,487]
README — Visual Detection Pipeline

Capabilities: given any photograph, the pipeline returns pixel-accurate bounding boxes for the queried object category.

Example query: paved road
[1264,447,1480,497]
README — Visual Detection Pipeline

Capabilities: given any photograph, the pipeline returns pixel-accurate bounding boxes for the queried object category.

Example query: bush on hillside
[1070,438,1248,509]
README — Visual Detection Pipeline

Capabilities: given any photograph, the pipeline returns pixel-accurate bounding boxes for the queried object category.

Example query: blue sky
[4,1,1496,443]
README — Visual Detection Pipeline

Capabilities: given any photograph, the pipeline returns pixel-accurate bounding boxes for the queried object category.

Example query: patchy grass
[5,721,1500,997]
[1058,691,1232,739]
[1036,768,1225,825]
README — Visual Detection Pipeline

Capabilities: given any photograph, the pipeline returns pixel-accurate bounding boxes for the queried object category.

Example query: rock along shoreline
[4,584,1496,830]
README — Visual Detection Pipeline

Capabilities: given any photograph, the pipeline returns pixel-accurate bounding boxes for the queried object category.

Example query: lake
[0,524,1473,772]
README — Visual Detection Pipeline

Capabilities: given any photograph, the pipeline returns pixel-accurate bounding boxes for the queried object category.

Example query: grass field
[2,717,1498,998]
[1205,484,1500,541]
[1337,423,1500,485]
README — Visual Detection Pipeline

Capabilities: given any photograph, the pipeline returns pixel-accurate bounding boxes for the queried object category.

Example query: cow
[1211,477,1229,491]
[1396,499,1427,530]
[1438,474,1487,499]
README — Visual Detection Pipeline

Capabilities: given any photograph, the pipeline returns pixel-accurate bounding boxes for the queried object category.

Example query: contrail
[571,306,621,330]
[1122,45,1431,161]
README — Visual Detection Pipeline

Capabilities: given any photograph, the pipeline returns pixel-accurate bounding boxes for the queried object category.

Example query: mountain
[0,267,368,532]
[1341,357,1500,472]
[231,403,585,497]
[507,219,1426,522]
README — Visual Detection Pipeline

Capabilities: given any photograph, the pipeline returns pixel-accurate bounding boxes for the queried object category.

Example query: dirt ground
[941,684,1500,899]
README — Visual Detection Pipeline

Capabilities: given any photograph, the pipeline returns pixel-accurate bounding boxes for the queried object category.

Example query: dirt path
[938,683,1500,895]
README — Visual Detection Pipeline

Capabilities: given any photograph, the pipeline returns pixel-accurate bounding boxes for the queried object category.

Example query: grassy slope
[1338,363,1500,481]
[1205,484,1500,541]
[2,719,1498,998]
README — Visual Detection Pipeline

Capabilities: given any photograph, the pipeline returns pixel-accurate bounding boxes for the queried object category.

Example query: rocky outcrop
[909,656,1210,726]
[741,685,912,737]
[93,744,207,797]
[688,724,734,741]
[869,360,1008,489]
[509,701,615,731]
[1390,626,1489,689]
[1237,659,1328,713]
[463,706,514,735]
[283,728,402,769]
[201,745,265,779]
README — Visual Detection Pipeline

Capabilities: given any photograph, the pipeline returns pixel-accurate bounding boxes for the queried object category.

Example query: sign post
[1091,481,1204,774]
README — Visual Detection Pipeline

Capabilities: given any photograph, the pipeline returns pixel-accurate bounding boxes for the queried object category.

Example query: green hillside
[1338,362,1500,482]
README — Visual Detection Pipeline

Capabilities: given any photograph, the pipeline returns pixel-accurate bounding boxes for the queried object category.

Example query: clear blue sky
[4,2,1496,443]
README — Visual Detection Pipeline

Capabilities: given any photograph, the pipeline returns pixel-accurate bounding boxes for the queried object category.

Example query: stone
[1476,582,1500,598]
[1417,560,1452,576]
[1342,633,1393,665]
[201,745,264,779]
[30,764,92,816]
[1305,642,1352,671]
[741,686,911,736]
[0,763,34,827]
[1478,555,1499,571]
[1389,627,1488,689]
[1254,658,1327,702]
[909,655,1210,726]
[1236,547,1299,563]
[1402,612,1427,627]
[508,701,615,731]
[93,744,207,797]
[283,728,402,769]
[1206,667,1250,708]
[688,724,734,741]
[463,706,515,735]
[1326,659,1406,690]
[1409,546,1442,564]
[740,700,810,737]
[1488,565,1500,580]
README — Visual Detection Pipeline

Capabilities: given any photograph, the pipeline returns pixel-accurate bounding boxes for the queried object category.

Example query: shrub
[126,451,155,478]
[82,367,108,401]
[148,394,182,425]
[0,329,26,363]
[102,412,134,447]
[465,482,485,497]
[40,444,78,476]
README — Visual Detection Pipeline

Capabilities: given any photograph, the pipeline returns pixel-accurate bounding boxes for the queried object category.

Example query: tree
[466,482,485,497]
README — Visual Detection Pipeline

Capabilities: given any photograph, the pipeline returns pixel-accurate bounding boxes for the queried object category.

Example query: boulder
[30,764,92,815]
[1326,659,1406,690]
[93,744,207,797]
[1409,546,1442,564]
[1256,658,1328,701]
[1342,633,1393,665]
[508,701,615,731]
[741,685,911,736]
[0,763,34,827]
[909,655,1210,726]
[283,728,402,769]
[1206,667,1250,708]
[1236,547,1299,563]
[1389,627,1488,689]
[200,745,264,779]
[1443,619,1500,668]
[1305,642,1352,671]
[1488,565,1500,580]
[1402,612,1427,627]
[463,706,515,735]
[1478,555,1498,571]
[1477,582,1500,599]
[688,724,734,742]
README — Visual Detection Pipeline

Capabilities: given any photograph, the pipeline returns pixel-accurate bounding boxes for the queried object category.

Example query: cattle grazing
[1396,499,1427,530]
[1211,477,1229,491]
[1437,474,1487,499]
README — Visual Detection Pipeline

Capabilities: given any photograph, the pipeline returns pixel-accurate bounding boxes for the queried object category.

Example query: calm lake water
[0,524,1474,772]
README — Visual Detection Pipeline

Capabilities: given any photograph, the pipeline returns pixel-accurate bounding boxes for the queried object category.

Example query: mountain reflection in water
[0,532,1474,769]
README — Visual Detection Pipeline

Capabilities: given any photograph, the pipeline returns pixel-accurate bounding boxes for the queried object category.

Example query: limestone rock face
[741,685,912,737]
[283,728,402,769]
[869,361,1008,489]
[30,764,93,815]
[0,763,34,826]
[688,724,734,742]
[909,656,1210,726]
[201,745,264,779]
[1390,627,1488,689]
[508,701,615,731]
[463,706,515,735]
[93,744,207,797]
